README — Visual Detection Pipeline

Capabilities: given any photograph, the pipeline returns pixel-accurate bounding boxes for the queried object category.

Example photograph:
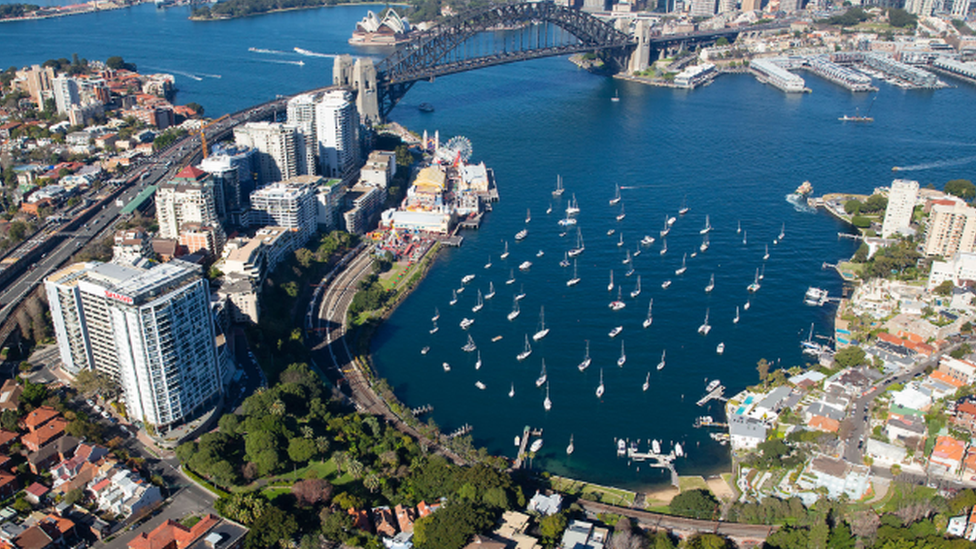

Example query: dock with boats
[513,426,544,470]
[696,384,727,407]
[620,438,683,488]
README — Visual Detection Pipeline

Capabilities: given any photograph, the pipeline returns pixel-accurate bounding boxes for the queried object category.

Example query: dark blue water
[4,5,976,488]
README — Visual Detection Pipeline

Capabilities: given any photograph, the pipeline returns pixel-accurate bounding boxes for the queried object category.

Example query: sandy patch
[707,476,735,502]
[644,485,679,506]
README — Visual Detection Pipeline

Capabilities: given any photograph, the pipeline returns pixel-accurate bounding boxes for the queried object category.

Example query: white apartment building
[881,179,919,238]
[316,179,346,231]
[155,166,226,253]
[45,261,222,433]
[52,76,80,115]
[924,199,976,257]
[315,90,360,178]
[287,93,319,178]
[234,121,305,184]
[689,0,716,16]
[249,176,318,246]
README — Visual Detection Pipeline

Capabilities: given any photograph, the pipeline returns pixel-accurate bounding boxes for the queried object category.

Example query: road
[578,500,777,542]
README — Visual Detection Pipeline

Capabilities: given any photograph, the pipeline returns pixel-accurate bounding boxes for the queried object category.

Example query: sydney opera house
[349,9,414,45]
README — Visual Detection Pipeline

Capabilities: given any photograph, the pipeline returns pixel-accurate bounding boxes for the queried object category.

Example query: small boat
[675,253,687,276]
[630,275,641,299]
[661,279,672,289]
[418,102,434,113]
[706,379,721,392]
[462,274,476,284]
[472,290,484,313]
[460,317,475,329]
[567,259,581,287]
[515,284,526,301]
[559,217,577,227]
[535,359,548,387]
[698,308,711,335]
[565,193,580,215]
[462,334,477,352]
[456,286,465,294]
[642,372,650,392]
[716,342,725,355]
[517,335,532,361]
[736,220,741,234]
[805,286,828,306]
[617,340,626,367]
[609,326,623,338]
[704,273,714,293]
[515,228,528,241]
[642,299,653,328]
[616,233,623,247]
[625,267,635,277]
[546,203,552,215]
[617,439,627,456]
[679,196,689,215]
[578,340,592,371]
[609,288,626,311]
[566,434,574,455]
[744,299,751,311]
[553,174,564,197]
[568,228,585,258]
[733,306,740,324]
[608,270,615,292]
[747,268,761,292]
[485,255,492,269]
[531,437,544,452]
[506,269,515,285]
[763,244,769,261]
[675,443,684,458]
[652,439,661,454]
[559,252,570,268]
[475,351,482,370]
[611,90,620,102]
[507,297,520,321]
[622,250,632,265]
[485,282,496,300]
[656,350,666,370]
[430,319,439,334]
[759,264,765,281]
[536,250,544,258]
[742,230,747,245]
[443,362,451,372]
[533,306,550,341]
[609,183,621,206]
[641,235,655,246]
[449,289,458,306]
[421,346,430,355]
[616,203,626,222]
[519,260,532,271]
[525,208,531,224]
[660,215,671,237]
[543,383,552,411]
[475,381,486,390]
[779,223,785,241]
[667,216,676,226]
[700,234,709,253]
[660,238,668,256]
[596,368,605,398]
[515,435,521,447]
[432,307,440,322]
[699,215,711,235]
[509,383,515,398]
[633,244,641,258]
[492,335,503,342]
[501,241,510,260]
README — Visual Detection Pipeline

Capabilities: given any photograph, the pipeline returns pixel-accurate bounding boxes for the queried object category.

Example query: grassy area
[678,476,709,492]
[379,263,408,290]
[836,261,866,279]
[182,467,230,498]
[265,458,355,487]
[180,515,202,528]
[550,475,636,507]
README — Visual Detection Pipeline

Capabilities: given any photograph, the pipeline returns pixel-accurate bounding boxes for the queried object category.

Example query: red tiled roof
[809,415,840,433]
[0,429,18,447]
[22,417,67,450]
[959,402,976,417]
[23,406,61,431]
[932,435,966,463]
[89,478,111,493]
[0,471,16,488]
[931,370,966,388]
[175,165,206,180]
[128,514,219,549]
[25,482,49,497]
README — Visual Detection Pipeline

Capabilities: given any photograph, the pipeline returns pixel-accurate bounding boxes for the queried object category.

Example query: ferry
[805,286,828,306]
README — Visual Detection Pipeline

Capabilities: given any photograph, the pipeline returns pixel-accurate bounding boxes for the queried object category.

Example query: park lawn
[379,263,409,290]
[262,487,292,500]
[270,459,337,483]
[550,476,636,507]
[678,476,708,492]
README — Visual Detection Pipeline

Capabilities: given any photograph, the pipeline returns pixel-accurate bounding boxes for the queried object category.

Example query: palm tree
[315,437,330,455]
[363,473,381,493]
[269,399,286,416]
[332,451,348,476]
[347,459,364,479]
[301,425,314,439]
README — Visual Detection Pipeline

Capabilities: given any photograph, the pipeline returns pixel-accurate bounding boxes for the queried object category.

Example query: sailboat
[660,215,671,237]
[596,369,605,398]
[533,307,550,341]
[566,434,575,455]
[609,326,623,338]
[430,319,439,334]
[759,264,765,281]
[642,372,651,392]
[617,340,626,367]
[472,289,484,313]
[516,284,526,301]
[506,268,515,285]
[610,183,621,206]
[432,307,440,322]
[616,203,626,222]
[507,297,520,321]
[462,334,477,352]
[535,359,548,387]
[643,299,653,328]
[675,253,687,275]
[698,308,711,335]
[617,233,624,247]
[736,220,741,234]
[509,383,515,398]
[633,243,641,257]
[608,270,615,292]
[661,279,672,289]
[517,335,532,361]
[704,274,715,293]
[778,223,785,241]
[660,238,668,255]
[578,340,592,371]
[525,208,531,224]
[485,255,492,269]
[733,305,740,324]
[608,228,616,237]
[568,228,585,257]
[744,299,751,311]
[700,234,709,253]
[747,268,761,292]
[763,244,769,261]
[622,250,632,265]
[716,342,725,355]
[449,289,458,306]
[699,215,712,235]
[610,287,626,311]
[567,259,581,287]
[560,252,570,268]
[546,203,552,215]
[656,350,666,370]
[553,174,564,197]
[475,351,482,370]
[501,241,510,260]
[679,196,689,215]
[566,193,580,215]
[544,382,552,411]
[625,267,635,277]
[630,275,641,298]
[485,282,496,300]
[742,230,747,245]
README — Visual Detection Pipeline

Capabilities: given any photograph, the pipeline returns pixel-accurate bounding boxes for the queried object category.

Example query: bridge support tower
[333,54,381,126]
[628,19,652,74]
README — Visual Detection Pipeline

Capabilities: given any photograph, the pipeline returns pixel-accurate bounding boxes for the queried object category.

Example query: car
[101,411,110,419]
[86,399,94,407]
[93,405,103,413]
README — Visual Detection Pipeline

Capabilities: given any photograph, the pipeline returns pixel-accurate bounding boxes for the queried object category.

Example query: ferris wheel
[437,135,473,164]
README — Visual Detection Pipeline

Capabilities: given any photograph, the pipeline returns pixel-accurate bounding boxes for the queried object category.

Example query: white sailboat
[698,308,711,335]
[704,273,715,293]
[501,241,510,260]
[617,233,623,247]
[679,195,689,215]
[616,203,626,222]
[535,359,548,387]
[553,174,564,197]
[778,222,785,241]
[462,334,477,352]
[525,208,531,224]
[716,342,725,355]
[759,264,765,281]
[509,383,515,398]
[643,299,654,328]
[560,252,570,268]
[742,230,747,245]
[733,305,740,324]
[566,434,575,455]
[475,351,483,370]
[449,289,458,306]
[485,282,496,300]
[610,287,625,311]
[460,317,474,329]
[608,270,615,292]
[544,382,552,411]
[567,259,581,287]
[609,183,621,206]
[642,372,651,392]
[608,228,616,237]
[744,299,751,311]
[656,350,666,370]
[472,289,484,313]
[736,220,741,234]
[568,228,585,257]
[675,253,687,275]
[763,244,769,261]
[596,368,605,398]
[578,340,592,371]
[546,203,552,215]
[506,268,515,285]
[660,215,671,237]
[430,319,439,334]
[516,284,526,301]
[747,268,761,292]
[533,306,550,341]
[699,215,712,235]
[432,307,440,322]
[485,255,492,269]
[617,340,626,367]
[517,335,532,361]
[507,297,520,321]
[625,267,635,277]
[660,238,668,255]
[566,193,580,215]
[622,250,632,265]
[630,275,641,298]
[633,243,641,257]
[700,234,709,253]
[661,279,672,289]
[609,326,623,338]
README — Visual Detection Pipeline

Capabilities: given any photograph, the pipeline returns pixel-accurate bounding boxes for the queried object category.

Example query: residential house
[804,402,846,423]
[0,430,18,453]
[127,514,221,549]
[808,415,840,433]
[931,436,967,473]
[954,401,976,434]
[89,468,163,519]
[0,470,18,500]
[21,406,61,432]
[27,436,80,475]
[11,514,75,549]
[886,416,927,445]
[751,386,795,421]
[891,385,933,412]
[558,520,608,549]
[51,443,109,491]
[348,508,372,533]
[0,379,22,411]
[940,357,976,386]
[394,504,416,534]
[866,439,907,466]
[526,491,563,516]
[729,414,767,451]
[24,482,50,505]
[371,507,397,538]
[798,456,872,500]
[22,417,68,452]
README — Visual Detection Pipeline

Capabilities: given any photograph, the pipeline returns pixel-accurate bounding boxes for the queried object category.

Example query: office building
[741,0,761,10]
[343,184,384,235]
[951,0,971,17]
[924,199,976,257]
[881,179,919,238]
[52,76,80,116]
[249,176,318,246]
[45,261,222,433]
[156,166,225,253]
[199,144,258,226]
[315,90,360,178]
[689,0,716,16]
[233,122,305,184]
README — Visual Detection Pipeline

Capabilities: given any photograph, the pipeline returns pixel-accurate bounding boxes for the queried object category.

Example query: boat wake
[294,47,335,58]
[785,194,816,213]
[255,58,305,67]
[894,155,976,172]
[248,47,292,55]
[142,66,205,81]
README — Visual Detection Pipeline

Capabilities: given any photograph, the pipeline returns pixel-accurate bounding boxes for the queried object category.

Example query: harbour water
[4,4,976,489]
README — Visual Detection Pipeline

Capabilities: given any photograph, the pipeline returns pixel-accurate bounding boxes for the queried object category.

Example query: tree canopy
[669,489,718,520]
[945,179,975,200]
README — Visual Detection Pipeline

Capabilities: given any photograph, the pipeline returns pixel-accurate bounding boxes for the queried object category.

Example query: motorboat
[716,342,725,355]
[443,362,451,372]
[515,228,528,241]
[475,381,486,390]
[609,326,623,338]
[519,261,532,271]
[641,235,655,246]
[536,250,544,258]
[706,379,721,392]
[531,438,544,452]
[617,439,626,456]
[661,279,672,289]
[462,274,476,284]
[559,217,577,227]
[805,286,828,306]
[421,346,430,355]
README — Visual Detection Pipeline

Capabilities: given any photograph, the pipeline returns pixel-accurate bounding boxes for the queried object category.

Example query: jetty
[624,442,681,488]
[693,416,728,429]
[411,404,433,416]
[447,424,473,439]
[696,385,727,407]
[513,425,544,469]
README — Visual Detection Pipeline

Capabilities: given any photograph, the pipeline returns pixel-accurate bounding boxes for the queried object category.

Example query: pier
[623,442,681,488]
[513,425,544,470]
[693,416,728,429]
[411,404,433,416]
[447,423,473,439]
[696,385,726,407]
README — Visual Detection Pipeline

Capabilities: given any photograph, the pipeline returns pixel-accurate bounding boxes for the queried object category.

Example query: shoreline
[188,1,408,21]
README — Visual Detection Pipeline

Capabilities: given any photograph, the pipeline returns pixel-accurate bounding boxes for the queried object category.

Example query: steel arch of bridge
[375,2,634,118]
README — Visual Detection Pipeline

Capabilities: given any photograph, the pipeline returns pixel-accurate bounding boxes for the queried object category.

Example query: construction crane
[192,113,230,159]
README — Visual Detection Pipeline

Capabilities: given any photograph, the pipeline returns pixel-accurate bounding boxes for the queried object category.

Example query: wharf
[624,443,680,488]
[513,426,543,470]
[696,385,726,407]
[459,213,484,230]
[693,416,728,428]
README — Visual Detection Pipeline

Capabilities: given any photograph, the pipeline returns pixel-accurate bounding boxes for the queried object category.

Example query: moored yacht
[532,306,550,341]
[616,203,626,222]
[716,342,725,355]
[543,383,552,411]
[517,334,533,361]
[747,268,761,292]
[535,359,547,387]
[567,259,580,286]
[485,282,496,300]
[641,234,655,246]
[609,287,626,311]
[642,372,651,392]
[553,174,564,197]
[675,253,687,276]
[609,183,621,206]
[642,299,653,328]
[462,334,477,352]
[566,193,580,215]
[460,317,474,329]
[506,268,515,285]
[430,319,439,334]
[578,340,592,371]
[519,260,532,271]
[449,289,458,306]
[507,297,520,321]
[608,270,614,292]
[462,274,476,284]
[661,279,672,289]
[500,241,510,260]
[704,273,715,293]
[630,275,641,298]
[617,340,626,367]
[596,368,605,398]
[698,308,711,335]
[609,326,623,338]
[472,290,484,313]
[656,350,666,370]
[485,255,492,269]
[699,215,712,235]
[515,228,528,241]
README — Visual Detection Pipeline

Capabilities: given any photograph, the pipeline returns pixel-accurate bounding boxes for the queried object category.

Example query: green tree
[395,144,413,168]
[244,507,298,549]
[887,7,917,27]
[834,346,866,368]
[287,437,317,463]
[185,102,204,116]
[294,247,314,268]
[945,179,976,200]
[106,56,136,71]
[669,489,718,520]
[862,194,888,213]
[413,502,494,549]
[20,379,48,407]
[934,280,954,296]
[853,243,870,263]
[716,36,729,46]
[844,199,863,215]
[73,369,117,397]
[539,512,568,542]
[685,533,731,549]
[757,358,770,383]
